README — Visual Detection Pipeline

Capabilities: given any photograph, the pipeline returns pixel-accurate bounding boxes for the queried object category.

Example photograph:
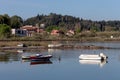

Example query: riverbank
[0,44,112,51]
[0,34,120,51]
[0,37,120,47]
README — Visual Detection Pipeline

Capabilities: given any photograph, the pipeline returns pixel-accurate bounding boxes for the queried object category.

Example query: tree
[46,25,60,32]
[0,24,11,38]
[0,15,4,24]
[75,23,81,33]
[3,14,11,25]
[10,15,23,29]
[0,14,11,26]
[90,26,100,32]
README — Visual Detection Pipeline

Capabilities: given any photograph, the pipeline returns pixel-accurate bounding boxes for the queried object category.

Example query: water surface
[0,42,120,80]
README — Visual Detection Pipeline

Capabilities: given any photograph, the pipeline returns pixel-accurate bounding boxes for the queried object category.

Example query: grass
[0,31,120,47]
[0,41,49,47]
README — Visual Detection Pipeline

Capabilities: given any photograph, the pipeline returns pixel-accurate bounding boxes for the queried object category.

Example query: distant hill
[0,13,120,31]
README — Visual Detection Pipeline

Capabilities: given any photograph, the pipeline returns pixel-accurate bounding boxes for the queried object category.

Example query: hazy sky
[0,0,120,20]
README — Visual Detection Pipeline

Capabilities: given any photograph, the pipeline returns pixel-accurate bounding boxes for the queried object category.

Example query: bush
[0,24,11,38]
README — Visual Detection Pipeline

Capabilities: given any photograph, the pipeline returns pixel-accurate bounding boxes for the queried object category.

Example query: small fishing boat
[30,55,52,61]
[48,44,62,48]
[17,44,24,47]
[22,55,30,59]
[79,53,107,60]
[22,54,52,60]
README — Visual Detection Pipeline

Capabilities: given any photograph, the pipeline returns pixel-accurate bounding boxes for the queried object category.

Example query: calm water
[0,42,120,80]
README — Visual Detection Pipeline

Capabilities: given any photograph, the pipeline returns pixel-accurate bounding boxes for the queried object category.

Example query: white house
[11,29,27,36]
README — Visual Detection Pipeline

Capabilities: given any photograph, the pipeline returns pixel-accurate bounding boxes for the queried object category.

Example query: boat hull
[30,55,52,61]
[22,56,30,59]
[22,55,52,60]
[79,54,107,60]
[79,56,102,60]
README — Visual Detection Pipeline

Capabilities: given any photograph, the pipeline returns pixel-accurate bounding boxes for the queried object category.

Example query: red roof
[51,30,60,35]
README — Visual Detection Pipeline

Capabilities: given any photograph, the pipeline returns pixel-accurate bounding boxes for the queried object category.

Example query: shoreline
[0,38,119,51]
[0,44,112,51]
[0,37,120,42]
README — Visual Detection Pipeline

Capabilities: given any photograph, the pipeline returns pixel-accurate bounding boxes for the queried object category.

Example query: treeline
[0,13,120,32]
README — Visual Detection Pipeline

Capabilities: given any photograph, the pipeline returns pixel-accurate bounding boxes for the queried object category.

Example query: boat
[17,44,24,47]
[30,55,52,61]
[22,54,42,60]
[48,44,62,48]
[79,53,107,60]
[22,55,30,59]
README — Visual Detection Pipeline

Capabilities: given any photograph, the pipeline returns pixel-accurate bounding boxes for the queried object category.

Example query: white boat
[48,44,62,48]
[79,53,107,60]
[17,50,24,53]
[17,44,24,47]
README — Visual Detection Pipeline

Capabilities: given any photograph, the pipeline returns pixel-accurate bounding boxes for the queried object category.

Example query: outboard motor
[100,53,108,60]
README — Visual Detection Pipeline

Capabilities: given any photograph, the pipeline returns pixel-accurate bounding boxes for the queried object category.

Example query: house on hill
[11,25,45,37]
[66,30,75,36]
[51,30,60,36]
[11,29,27,36]
[20,25,44,37]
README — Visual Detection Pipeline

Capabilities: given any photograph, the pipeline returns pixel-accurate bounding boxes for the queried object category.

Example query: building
[66,30,75,36]
[11,25,46,37]
[51,30,60,36]
[21,25,39,37]
[11,29,27,36]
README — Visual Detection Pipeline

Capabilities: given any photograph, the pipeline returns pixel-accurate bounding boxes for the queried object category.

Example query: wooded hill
[0,13,120,32]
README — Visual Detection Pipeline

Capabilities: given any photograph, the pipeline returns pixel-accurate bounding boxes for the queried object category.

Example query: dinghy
[79,53,107,60]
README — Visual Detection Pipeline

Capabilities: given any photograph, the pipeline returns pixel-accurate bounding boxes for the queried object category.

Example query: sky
[0,0,120,21]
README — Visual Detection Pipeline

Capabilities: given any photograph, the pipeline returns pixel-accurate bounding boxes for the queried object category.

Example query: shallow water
[0,42,120,80]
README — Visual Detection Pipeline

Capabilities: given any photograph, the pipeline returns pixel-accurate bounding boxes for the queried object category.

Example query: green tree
[46,25,60,32]
[10,15,23,29]
[3,14,11,25]
[0,24,11,38]
[0,14,10,25]
[90,26,100,32]
[0,15,4,24]
[75,23,81,33]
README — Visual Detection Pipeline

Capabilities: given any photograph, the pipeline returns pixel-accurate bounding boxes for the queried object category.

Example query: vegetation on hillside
[0,13,120,31]
[0,13,120,40]
[0,24,11,38]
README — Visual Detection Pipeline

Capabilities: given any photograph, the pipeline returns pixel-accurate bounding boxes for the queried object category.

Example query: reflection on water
[30,60,52,65]
[0,49,62,65]
[79,59,107,67]
[22,59,52,65]
[0,52,20,63]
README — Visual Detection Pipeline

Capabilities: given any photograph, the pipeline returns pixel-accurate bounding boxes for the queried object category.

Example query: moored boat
[48,44,62,48]
[79,53,107,60]
[22,55,30,59]
[30,55,52,60]
[22,54,52,60]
